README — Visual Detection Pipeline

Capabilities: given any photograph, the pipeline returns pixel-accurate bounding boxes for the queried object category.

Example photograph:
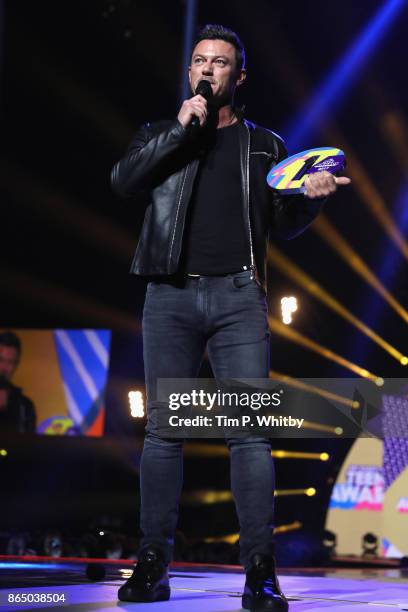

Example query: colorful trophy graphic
[267,147,346,195]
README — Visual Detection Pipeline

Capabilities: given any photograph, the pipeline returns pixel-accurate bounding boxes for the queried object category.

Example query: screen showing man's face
[0,345,20,381]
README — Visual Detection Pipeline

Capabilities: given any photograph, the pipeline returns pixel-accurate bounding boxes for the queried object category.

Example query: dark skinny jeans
[139,271,275,569]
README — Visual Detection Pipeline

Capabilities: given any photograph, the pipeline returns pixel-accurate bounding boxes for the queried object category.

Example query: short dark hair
[0,330,21,354]
[193,24,246,71]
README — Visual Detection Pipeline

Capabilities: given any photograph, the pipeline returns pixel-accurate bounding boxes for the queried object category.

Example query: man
[0,330,36,433]
[111,24,350,611]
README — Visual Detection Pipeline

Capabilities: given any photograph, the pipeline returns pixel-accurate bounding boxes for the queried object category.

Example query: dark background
[1,0,407,561]
[2,0,408,379]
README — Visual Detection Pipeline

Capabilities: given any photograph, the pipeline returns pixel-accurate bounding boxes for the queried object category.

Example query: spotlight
[128,390,145,418]
[97,530,123,559]
[44,531,63,557]
[362,532,378,558]
[281,296,298,325]
[321,529,337,557]
[7,534,26,556]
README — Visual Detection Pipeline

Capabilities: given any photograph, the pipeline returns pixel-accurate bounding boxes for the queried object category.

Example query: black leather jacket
[111,118,323,289]
[0,381,36,434]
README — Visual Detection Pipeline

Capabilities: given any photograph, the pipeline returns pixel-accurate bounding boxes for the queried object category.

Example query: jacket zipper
[243,122,256,279]
[250,151,277,160]
[168,164,189,271]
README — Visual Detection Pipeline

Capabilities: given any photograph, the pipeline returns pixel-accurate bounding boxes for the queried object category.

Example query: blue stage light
[180,0,198,103]
[286,0,406,152]
[349,179,408,363]
[0,562,63,569]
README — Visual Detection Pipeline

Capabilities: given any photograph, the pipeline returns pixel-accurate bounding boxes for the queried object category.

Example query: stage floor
[0,558,407,611]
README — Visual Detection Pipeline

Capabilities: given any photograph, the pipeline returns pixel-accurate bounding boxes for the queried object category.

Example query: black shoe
[242,554,288,611]
[117,547,170,603]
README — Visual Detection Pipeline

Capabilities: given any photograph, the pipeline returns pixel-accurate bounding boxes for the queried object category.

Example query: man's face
[0,345,20,380]
[189,39,246,106]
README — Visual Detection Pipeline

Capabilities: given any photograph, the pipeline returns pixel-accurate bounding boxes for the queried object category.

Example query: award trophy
[267,147,346,195]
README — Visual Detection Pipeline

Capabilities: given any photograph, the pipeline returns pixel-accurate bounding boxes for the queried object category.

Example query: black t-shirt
[180,122,251,275]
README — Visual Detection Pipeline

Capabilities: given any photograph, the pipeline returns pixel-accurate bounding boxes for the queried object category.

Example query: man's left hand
[304,171,351,199]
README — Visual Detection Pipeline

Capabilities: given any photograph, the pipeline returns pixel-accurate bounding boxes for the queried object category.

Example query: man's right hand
[177,95,208,128]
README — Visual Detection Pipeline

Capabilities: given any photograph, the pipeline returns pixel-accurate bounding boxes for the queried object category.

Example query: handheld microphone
[190,80,213,128]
